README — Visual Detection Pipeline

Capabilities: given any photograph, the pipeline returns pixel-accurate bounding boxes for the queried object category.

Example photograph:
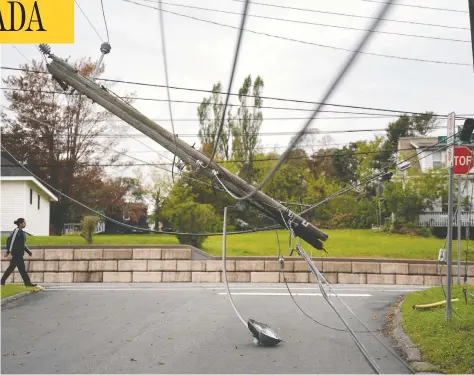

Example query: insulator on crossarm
[100,42,111,54]
[38,44,51,56]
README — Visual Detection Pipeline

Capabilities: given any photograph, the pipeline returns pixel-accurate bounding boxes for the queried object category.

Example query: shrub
[80,216,100,244]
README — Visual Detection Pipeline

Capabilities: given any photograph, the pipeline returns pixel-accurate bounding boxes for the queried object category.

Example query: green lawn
[1,229,472,260]
[401,285,474,374]
[1,284,41,299]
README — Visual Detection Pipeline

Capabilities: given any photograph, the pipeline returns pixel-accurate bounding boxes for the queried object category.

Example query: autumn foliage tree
[1,58,135,233]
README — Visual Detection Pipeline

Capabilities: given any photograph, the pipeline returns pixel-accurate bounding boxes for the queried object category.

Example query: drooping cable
[209,0,396,202]
[100,0,110,42]
[278,212,415,374]
[0,145,280,237]
[202,0,251,168]
[157,0,179,184]
[74,0,104,42]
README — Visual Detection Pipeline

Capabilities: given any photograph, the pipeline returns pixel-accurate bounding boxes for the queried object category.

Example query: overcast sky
[1,0,473,184]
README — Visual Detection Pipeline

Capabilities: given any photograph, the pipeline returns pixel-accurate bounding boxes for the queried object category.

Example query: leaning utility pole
[469,0,474,71]
[39,46,328,250]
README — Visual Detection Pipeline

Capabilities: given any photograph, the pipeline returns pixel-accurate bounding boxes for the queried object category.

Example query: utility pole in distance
[469,0,474,70]
[41,48,329,251]
[446,112,455,321]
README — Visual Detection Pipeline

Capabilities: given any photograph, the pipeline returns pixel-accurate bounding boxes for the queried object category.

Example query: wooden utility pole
[44,51,328,250]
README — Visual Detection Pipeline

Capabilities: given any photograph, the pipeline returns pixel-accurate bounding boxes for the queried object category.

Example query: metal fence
[63,221,106,234]
[419,212,474,227]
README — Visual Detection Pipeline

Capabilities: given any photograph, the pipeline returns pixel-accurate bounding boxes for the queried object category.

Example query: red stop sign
[453,146,474,175]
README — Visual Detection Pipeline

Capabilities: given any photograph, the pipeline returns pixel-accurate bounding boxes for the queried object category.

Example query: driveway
[1,283,424,374]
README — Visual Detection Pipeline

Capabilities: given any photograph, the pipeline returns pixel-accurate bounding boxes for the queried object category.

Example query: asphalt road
[1,283,425,374]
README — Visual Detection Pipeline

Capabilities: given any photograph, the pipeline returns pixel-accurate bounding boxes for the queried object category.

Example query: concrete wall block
[225,272,250,282]
[452,265,474,277]
[29,261,58,272]
[44,249,74,260]
[59,261,88,272]
[265,260,294,272]
[381,263,408,274]
[132,249,162,260]
[162,271,191,282]
[74,272,103,282]
[148,260,177,271]
[205,260,235,272]
[465,277,474,285]
[89,260,118,272]
[367,274,396,284]
[408,264,438,275]
[74,249,103,260]
[103,272,132,283]
[29,249,44,260]
[235,261,265,272]
[162,248,192,260]
[133,272,162,283]
[250,272,280,283]
[192,272,221,283]
[177,260,206,272]
[1,261,10,271]
[118,260,147,271]
[352,262,380,274]
[14,272,43,283]
[309,272,338,284]
[294,261,322,272]
[323,262,351,273]
[103,249,133,260]
[2,272,14,283]
[423,276,441,286]
[44,272,73,283]
[338,273,367,284]
[280,272,309,283]
[396,275,424,285]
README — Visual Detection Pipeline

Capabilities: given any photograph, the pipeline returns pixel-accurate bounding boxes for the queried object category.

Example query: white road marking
[208,287,421,292]
[217,292,372,297]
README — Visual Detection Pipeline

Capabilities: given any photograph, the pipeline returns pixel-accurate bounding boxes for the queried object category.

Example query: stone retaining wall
[1,247,473,285]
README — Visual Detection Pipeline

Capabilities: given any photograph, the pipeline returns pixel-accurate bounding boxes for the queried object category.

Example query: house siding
[0,181,27,236]
[24,181,51,236]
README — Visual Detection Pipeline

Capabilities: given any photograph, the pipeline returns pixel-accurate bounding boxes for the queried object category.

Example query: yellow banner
[0,0,74,43]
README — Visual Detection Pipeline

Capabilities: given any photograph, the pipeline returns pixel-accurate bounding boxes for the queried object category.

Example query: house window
[433,151,442,169]
[38,194,40,210]
[30,189,33,204]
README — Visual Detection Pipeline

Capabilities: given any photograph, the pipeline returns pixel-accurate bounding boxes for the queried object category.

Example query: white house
[1,154,58,236]
[396,137,474,227]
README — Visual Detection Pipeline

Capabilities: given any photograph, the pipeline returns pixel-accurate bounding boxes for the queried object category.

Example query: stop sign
[453,146,474,175]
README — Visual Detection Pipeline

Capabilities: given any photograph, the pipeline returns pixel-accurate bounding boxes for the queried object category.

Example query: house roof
[397,136,445,172]
[1,154,58,201]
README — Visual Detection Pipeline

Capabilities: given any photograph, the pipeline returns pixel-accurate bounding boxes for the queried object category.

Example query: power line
[0,146,440,167]
[74,0,104,42]
[2,74,472,120]
[0,145,282,237]
[100,0,110,42]
[121,0,470,66]
[157,0,179,183]
[204,0,250,168]
[135,0,470,43]
[360,0,469,13]
[226,0,470,30]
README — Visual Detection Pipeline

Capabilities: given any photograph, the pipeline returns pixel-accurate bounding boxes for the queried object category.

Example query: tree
[232,75,264,182]
[197,83,233,160]
[1,58,134,233]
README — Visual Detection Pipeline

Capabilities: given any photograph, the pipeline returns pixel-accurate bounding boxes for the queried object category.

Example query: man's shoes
[25,283,37,287]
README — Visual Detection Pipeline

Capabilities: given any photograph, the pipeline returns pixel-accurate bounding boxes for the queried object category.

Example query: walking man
[1,218,37,287]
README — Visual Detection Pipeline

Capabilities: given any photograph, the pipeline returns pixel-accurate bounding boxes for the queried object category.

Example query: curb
[390,298,441,374]
[1,287,43,308]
